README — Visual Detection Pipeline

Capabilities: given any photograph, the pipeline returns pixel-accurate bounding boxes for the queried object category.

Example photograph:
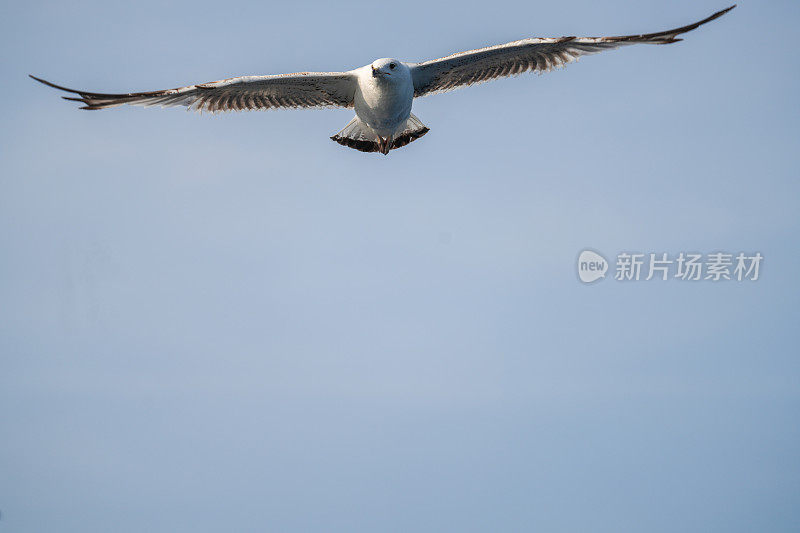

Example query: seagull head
[371,58,404,79]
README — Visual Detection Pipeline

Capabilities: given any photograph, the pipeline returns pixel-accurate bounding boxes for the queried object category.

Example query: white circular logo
[577,250,608,283]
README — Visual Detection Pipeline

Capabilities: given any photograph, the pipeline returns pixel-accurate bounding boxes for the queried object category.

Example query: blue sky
[2,1,799,531]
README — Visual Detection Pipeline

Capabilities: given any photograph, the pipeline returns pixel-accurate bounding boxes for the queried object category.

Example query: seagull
[31,5,734,155]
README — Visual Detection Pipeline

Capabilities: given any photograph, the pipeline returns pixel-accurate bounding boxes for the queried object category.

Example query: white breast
[353,67,414,138]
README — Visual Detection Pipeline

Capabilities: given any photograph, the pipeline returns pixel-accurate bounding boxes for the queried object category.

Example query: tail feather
[331,114,429,154]
[330,116,380,152]
[392,114,430,149]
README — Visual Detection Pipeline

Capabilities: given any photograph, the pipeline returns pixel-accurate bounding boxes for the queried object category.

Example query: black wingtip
[705,5,736,24]
[715,5,737,19]
[29,74,82,94]
[682,4,737,34]
[30,74,53,86]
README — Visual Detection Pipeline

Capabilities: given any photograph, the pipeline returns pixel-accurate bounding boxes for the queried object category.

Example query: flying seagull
[31,5,734,155]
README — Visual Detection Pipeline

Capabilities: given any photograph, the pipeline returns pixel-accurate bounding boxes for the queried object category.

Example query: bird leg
[377,136,392,155]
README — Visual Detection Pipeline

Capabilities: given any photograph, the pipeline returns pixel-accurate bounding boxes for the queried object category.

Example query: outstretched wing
[410,5,735,97]
[30,72,357,112]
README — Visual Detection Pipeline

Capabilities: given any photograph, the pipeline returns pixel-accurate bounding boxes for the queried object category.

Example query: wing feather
[410,5,735,97]
[30,72,357,112]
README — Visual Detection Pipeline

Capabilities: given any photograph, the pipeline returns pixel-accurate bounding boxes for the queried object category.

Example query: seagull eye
[389,63,396,69]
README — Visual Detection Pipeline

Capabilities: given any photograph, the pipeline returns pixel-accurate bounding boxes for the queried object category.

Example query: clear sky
[2,1,799,531]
